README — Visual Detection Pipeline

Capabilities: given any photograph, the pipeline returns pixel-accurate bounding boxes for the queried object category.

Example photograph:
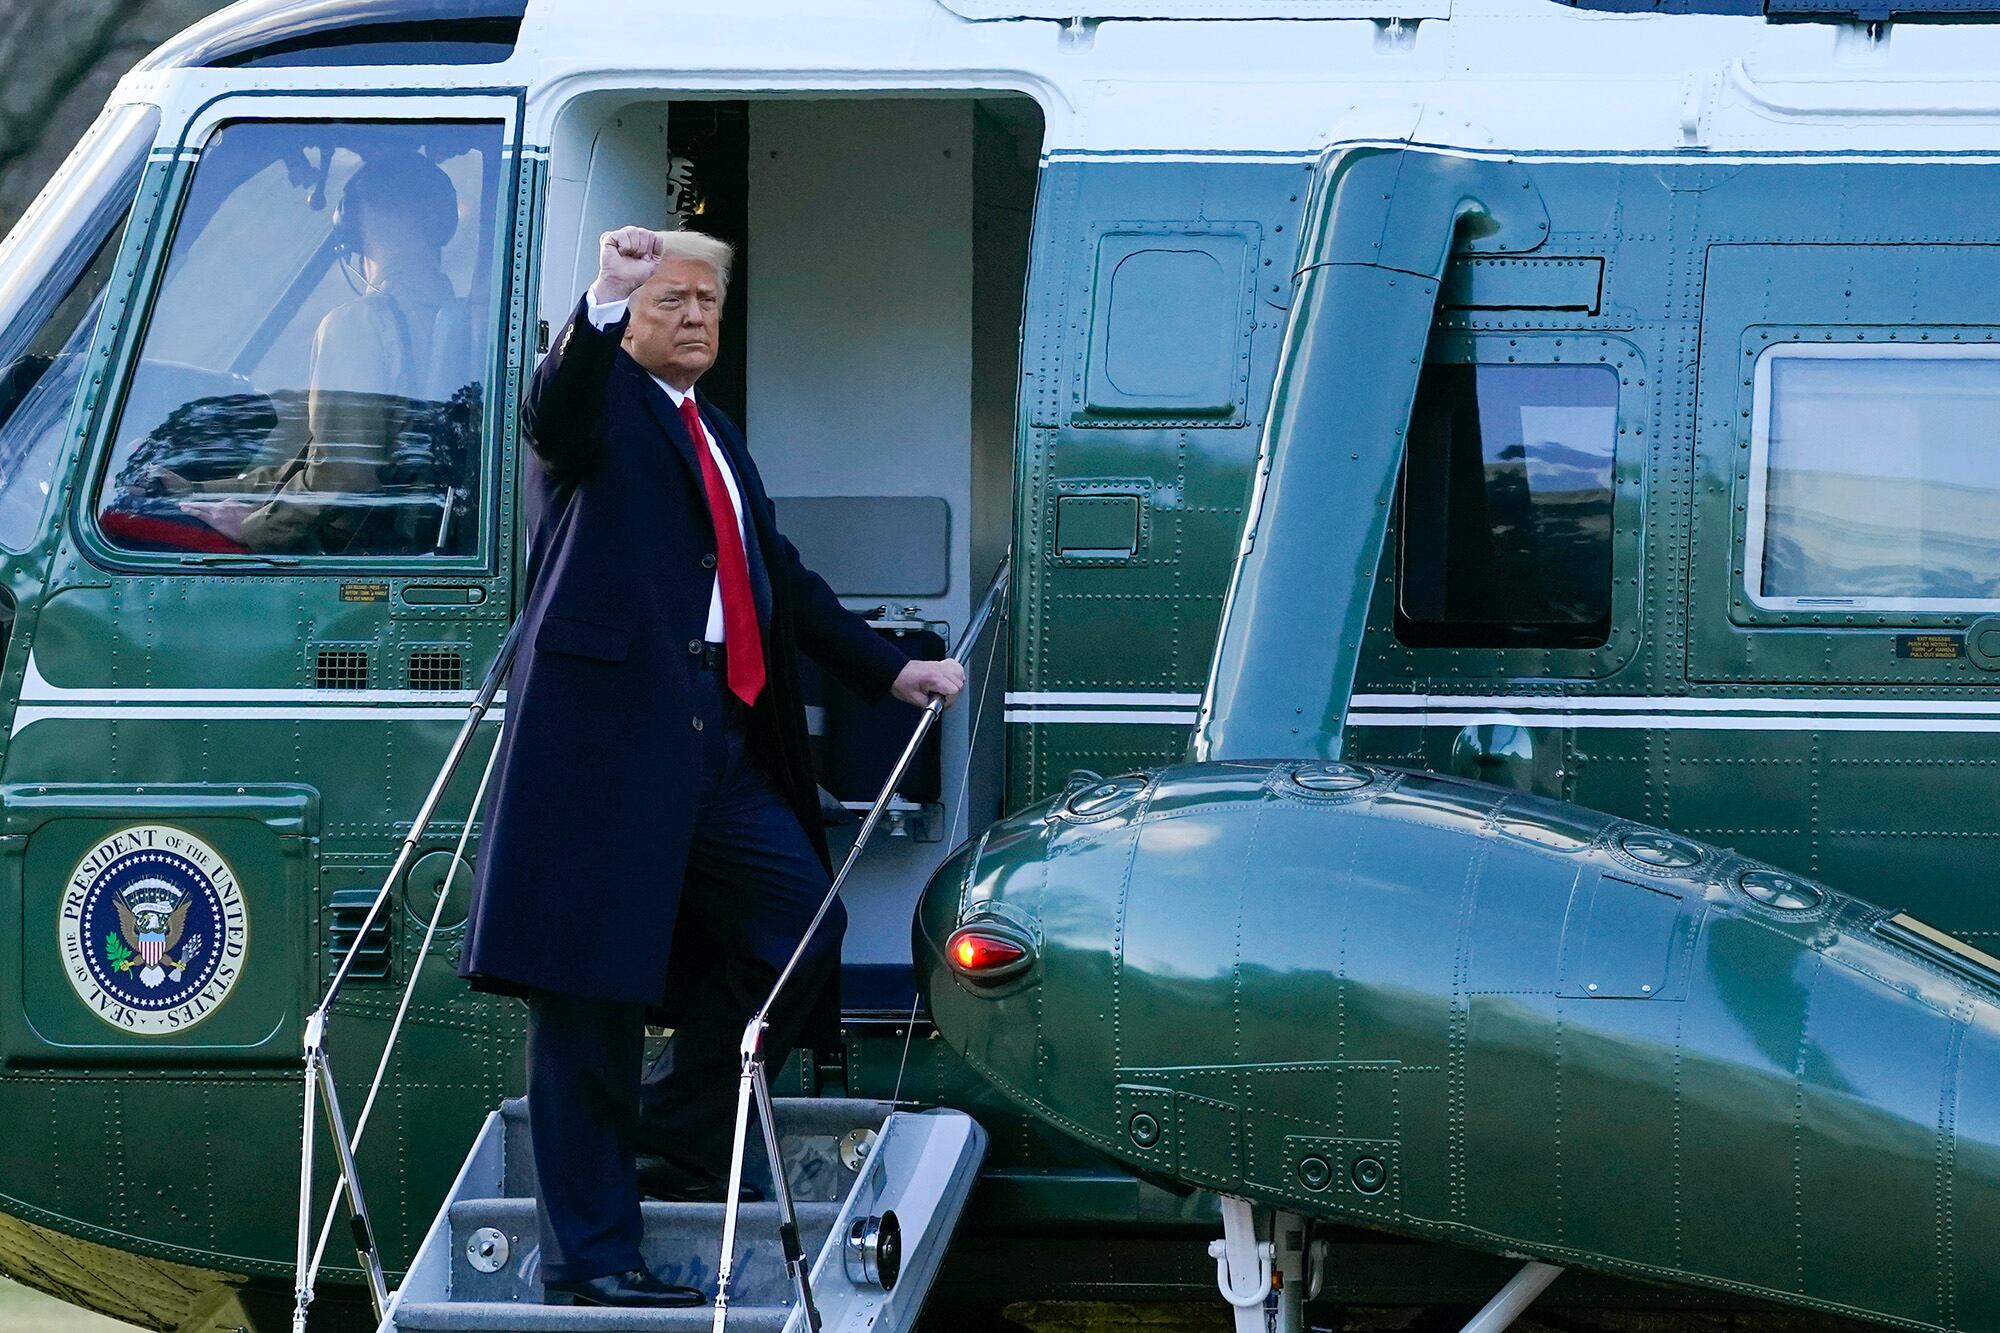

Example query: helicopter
[3,0,2000,1329]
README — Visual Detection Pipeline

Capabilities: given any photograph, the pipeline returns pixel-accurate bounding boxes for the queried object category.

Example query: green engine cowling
[916,759,2000,1331]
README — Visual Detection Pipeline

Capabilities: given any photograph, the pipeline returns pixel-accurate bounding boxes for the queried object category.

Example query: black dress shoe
[636,1151,764,1203]
[545,1266,705,1308]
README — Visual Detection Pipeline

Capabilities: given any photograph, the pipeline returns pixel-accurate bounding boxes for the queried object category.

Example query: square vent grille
[408,649,465,692]
[314,649,370,691]
[326,887,391,982]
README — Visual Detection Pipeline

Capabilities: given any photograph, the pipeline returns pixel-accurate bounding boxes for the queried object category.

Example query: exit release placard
[1895,633,1965,660]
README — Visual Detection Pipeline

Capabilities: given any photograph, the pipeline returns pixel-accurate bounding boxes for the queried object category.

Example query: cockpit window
[1395,362,1619,649]
[1748,344,2000,612]
[0,103,157,552]
[94,119,503,560]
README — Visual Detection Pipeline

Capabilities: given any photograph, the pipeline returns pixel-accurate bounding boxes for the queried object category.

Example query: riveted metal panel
[1075,223,1260,427]
[1559,873,1697,1001]
[1173,1089,1242,1188]
[1010,160,1310,807]
[1441,255,1604,313]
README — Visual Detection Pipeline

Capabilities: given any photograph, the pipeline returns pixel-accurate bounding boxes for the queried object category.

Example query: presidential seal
[58,825,248,1035]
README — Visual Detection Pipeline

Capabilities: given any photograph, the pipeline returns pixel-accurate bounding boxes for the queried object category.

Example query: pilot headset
[331,151,460,291]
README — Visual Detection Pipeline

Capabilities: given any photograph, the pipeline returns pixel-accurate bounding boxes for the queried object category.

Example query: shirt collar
[653,377,695,410]
[367,261,455,307]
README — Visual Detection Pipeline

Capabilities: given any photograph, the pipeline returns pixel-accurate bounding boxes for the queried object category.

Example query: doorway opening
[540,91,1044,1010]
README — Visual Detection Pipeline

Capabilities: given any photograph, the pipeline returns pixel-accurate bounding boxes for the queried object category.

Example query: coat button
[701,553,717,570]
[688,639,702,654]
[692,716,704,731]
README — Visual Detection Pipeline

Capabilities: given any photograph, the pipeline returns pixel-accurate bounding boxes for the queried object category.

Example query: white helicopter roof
[111,0,2000,160]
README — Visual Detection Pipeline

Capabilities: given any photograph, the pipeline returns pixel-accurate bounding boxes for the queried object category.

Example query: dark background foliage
[0,0,234,232]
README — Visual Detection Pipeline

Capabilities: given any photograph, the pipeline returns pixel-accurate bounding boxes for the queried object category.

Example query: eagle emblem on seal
[107,878,202,989]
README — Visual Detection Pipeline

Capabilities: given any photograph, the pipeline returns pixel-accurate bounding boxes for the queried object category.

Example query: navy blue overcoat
[460,295,908,1016]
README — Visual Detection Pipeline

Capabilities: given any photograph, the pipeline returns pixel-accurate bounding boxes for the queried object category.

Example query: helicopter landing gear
[1454,1259,1564,1333]
[1209,1197,1328,1333]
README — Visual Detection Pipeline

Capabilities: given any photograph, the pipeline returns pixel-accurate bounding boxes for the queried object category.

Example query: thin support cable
[307,728,505,1285]
[891,602,1005,1108]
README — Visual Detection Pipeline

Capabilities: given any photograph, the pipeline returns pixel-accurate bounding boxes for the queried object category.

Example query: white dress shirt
[587,288,748,644]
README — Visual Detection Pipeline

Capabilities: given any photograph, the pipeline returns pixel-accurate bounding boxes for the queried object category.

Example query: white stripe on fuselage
[8,655,505,736]
[1002,690,2000,731]
[1346,711,2000,733]
[1349,693,2000,715]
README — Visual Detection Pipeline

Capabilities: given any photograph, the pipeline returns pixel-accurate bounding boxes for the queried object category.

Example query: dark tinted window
[213,20,520,67]
[1396,362,1619,649]
[140,0,526,71]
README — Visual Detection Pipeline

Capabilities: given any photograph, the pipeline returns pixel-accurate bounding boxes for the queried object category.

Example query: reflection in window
[96,119,502,558]
[1754,349,2000,609]
[1397,362,1619,649]
[0,104,156,551]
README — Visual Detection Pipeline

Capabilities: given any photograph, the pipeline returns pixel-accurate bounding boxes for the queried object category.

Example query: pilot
[457,226,966,1309]
[159,149,462,552]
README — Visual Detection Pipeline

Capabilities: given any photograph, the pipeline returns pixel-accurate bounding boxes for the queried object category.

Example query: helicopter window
[0,104,156,552]
[1396,362,1619,649]
[94,118,504,561]
[1749,345,2000,611]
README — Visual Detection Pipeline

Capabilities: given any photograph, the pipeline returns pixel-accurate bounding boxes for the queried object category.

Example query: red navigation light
[946,926,1032,983]
[955,934,1022,970]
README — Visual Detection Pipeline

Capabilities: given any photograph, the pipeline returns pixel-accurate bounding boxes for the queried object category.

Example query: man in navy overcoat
[460,226,964,1307]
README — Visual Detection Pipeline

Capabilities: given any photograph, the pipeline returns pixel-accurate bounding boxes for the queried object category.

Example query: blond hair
[655,229,735,299]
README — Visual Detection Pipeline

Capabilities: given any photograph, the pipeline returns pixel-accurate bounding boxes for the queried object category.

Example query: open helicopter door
[0,83,527,1276]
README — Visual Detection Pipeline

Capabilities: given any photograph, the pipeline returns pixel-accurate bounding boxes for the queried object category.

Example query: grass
[0,1277,140,1331]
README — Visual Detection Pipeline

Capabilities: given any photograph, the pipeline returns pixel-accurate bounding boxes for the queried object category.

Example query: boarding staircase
[380,1096,985,1333]
[301,564,1009,1333]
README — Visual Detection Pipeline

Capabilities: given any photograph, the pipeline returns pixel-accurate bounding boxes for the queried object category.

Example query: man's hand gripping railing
[710,553,1011,1333]
[290,615,525,1333]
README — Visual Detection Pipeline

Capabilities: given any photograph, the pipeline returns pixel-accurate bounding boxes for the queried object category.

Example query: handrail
[711,553,1011,1333]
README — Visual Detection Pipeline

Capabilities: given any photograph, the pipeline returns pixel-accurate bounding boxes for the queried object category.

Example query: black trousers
[525,673,844,1283]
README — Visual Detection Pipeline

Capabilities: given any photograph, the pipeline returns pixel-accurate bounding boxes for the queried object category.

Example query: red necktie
[680,395,765,706]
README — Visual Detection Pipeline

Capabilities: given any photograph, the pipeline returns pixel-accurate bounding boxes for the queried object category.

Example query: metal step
[383,1097,986,1333]
[393,1303,786,1331]
[498,1097,891,1202]
[442,1198,842,1305]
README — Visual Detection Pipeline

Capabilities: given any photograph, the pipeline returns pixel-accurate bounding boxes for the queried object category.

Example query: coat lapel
[619,355,705,494]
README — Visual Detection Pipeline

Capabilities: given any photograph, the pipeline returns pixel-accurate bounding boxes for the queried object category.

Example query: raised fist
[595,226,666,303]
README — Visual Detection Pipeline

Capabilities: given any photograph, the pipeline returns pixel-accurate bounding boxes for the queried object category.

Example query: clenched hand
[892,658,967,709]
[595,226,667,304]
